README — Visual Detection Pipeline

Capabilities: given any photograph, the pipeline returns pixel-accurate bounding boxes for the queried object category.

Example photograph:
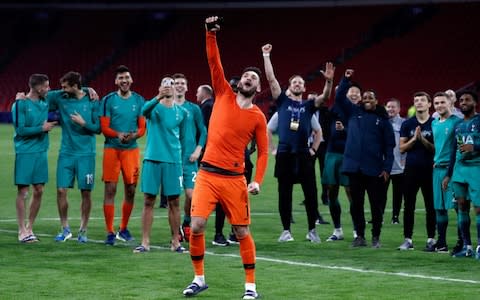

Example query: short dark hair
[349,82,362,93]
[172,73,188,82]
[243,67,262,79]
[60,71,82,89]
[115,65,130,76]
[288,74,303,85]
[413,91,431,102]
[28,74,49,88]
[433,91,448,99]
[457,90,478,102]
[364,89,377,99]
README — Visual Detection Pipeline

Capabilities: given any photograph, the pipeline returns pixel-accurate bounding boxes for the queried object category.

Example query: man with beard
[431,92,462,253]
[182,17,268,300]
[99,65,146,245]
[195,83,230,246]
[262,43,334,244]
[48,71,101,243]
[335,69,395,248]
[448,91,480,258]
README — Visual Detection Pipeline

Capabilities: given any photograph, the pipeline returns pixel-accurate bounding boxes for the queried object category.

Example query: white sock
[353,230,358,238]
[245,283,256,292]
[466,245,473,250]
[334,228,343,235]
[193,275,205,286]
[406,238,413,244]
[427,238,435,244]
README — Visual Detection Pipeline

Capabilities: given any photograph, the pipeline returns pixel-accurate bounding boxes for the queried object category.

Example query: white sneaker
[243,290,259,299]
[278,230,294,242]
[306,229,321,243]
[326,230,344,241]
[398,239,414,250]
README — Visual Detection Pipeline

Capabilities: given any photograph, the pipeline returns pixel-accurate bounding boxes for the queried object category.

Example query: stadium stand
[0,3,479,120]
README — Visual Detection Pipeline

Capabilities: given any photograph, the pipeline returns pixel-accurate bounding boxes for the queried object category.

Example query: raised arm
[262,44,281,100]
[205,16,230,97]
[334,69,356,118]
[142,98,159,119]
[142,86,169,118]
[314,62,335,107]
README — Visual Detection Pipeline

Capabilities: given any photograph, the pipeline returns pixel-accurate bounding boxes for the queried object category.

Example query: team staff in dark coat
[335,69,395,248]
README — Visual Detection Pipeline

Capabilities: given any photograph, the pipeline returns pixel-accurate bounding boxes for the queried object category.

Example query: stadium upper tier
[0,4,478,116]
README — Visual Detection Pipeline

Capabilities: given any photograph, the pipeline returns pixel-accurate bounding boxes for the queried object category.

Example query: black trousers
[402,166,436,239]
[275,152,318,231]
[317,142,328,204]
[384,173,404,218]
[348,172,385,238]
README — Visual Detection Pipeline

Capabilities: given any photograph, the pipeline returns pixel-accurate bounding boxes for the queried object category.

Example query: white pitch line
[253,256,480,284]
[0,209,429,223]
[1,228,477,285]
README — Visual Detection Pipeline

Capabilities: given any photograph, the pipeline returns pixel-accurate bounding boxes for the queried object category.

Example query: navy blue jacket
[326,103,348,154]
[335,77,395,177]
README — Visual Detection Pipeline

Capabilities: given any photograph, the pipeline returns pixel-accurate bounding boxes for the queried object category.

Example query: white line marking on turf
[1,229,478,285]
[0,209,429,223]
[205,253,480,285]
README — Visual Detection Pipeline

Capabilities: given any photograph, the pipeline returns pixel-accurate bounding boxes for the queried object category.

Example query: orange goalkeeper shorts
[191,169,251,225]
[102,147,140,184]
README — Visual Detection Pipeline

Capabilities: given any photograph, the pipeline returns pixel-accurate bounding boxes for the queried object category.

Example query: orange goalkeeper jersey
[203,31,268,184]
